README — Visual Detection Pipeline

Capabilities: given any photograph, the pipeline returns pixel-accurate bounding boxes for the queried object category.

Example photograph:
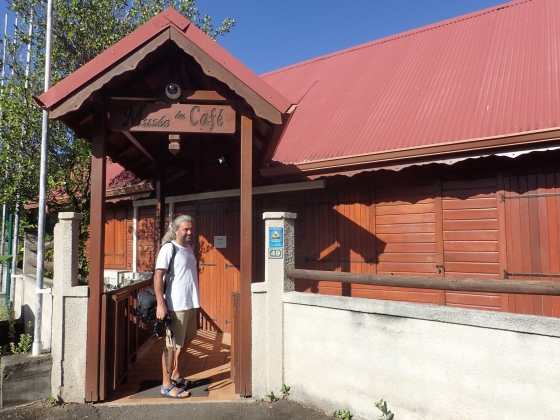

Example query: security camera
[165,83,181,100]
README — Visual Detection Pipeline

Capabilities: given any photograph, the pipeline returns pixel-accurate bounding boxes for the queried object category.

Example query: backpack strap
[165,241,178,275]
[162,242,178,295]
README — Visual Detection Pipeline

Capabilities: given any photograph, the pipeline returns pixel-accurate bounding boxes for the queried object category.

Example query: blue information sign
[269,227,284,248]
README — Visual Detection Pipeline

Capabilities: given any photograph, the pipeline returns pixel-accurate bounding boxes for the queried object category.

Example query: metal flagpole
[0,14,8,293]
[4,14,19,315]
[4,214,12,306]
[33,0,53,356]
[0,204,5,293]
[9,12,34,311]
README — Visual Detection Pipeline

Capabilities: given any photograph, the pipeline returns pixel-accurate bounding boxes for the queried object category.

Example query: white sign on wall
[214,236,227,248]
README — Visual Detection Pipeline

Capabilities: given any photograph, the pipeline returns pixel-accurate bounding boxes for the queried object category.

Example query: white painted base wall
[283,292,560,420]
[13,273,53,352]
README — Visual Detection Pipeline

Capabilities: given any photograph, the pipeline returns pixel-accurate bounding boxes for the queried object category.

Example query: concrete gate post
[251,212,296,399]
[51,212,89,402]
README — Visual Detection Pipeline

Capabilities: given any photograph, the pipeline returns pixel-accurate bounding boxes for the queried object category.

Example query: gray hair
[161,214,195,244]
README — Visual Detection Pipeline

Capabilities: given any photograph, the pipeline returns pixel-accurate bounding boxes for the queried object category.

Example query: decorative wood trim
[170,27,283,124]
[49,31,170,119]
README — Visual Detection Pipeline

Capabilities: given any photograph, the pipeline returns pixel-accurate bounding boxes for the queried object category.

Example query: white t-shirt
[155,241,200,311]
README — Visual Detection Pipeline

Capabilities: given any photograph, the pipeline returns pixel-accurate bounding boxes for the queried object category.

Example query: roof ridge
[262,0,529,78]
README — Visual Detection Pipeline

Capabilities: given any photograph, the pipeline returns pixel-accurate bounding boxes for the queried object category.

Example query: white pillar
[252,212,296,398]
[51,212,89,402]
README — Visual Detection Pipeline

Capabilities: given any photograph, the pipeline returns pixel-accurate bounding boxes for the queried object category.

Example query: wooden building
[108,146,560,319]
[103,0,560,318]
[36,0,560,401]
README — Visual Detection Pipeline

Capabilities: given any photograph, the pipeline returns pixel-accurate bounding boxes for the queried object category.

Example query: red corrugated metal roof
[37,7,292,116]
[263,0,560,167]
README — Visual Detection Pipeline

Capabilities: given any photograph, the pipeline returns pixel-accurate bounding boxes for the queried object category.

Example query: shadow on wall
[260,150,560,313]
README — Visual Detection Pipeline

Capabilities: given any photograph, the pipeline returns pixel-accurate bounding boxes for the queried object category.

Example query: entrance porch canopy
[36,7,294,401]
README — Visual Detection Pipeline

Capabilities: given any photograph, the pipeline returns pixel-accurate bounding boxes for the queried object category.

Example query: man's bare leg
[171,338,193,384]
[161,346,189,397]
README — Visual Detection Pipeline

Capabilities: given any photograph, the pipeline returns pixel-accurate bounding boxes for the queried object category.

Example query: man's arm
[154,268,167,320]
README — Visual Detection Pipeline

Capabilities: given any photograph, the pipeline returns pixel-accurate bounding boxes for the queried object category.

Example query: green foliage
[375,399,394,420]
[0,0,234,278]
[45,395,59,406]
[0,255,11,265]
[0,345,8,356]
[0,302,9,322]
[9,321,33,354]
[7,318,16,341]
[264,390,278,403]
[332,408,352,420]
[265,384,290,403]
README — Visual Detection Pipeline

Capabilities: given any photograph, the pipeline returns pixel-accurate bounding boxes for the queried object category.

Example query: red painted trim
[37,8,292,116]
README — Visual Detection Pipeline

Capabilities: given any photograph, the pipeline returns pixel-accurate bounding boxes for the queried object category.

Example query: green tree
[0,0,234,280]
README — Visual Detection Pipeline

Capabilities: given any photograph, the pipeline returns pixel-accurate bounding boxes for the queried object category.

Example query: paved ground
[0,398,334,420]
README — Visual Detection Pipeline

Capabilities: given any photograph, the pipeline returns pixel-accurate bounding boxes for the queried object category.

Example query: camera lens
[167,84,178,95]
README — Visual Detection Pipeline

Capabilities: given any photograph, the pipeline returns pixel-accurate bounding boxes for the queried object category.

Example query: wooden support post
[85,104,106,402]
[238,109,252,396]
[155,164,166,245]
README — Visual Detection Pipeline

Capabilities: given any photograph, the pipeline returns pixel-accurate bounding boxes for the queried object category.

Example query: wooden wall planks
[103,161,560,321]
[441,177,501,310]
[503,172,560,317]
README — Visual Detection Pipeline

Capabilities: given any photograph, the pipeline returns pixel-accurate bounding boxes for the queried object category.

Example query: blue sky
[1,0,510,75]
[198,0,509,75]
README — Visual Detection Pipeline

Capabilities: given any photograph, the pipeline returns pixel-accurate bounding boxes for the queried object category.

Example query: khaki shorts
[165,308,198,348]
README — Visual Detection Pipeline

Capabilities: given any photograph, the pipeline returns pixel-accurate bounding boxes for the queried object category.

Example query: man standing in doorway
[154,215,199,398]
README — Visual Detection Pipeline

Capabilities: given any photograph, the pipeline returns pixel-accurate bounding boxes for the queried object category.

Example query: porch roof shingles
[262,0,560,168]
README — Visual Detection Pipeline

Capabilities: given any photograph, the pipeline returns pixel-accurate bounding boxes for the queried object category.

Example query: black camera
[152,314,171,337]
[165,83,181,99]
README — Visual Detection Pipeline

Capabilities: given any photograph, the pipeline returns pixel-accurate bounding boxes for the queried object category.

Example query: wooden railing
[100,278,153,399]
[287,269,560,296]
[26,240,54,271]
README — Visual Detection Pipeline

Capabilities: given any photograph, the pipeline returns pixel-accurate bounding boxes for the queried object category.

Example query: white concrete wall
[252,212,296,398]
[13,273,53,352]
[283,292,560,420]
[51,212,88,403]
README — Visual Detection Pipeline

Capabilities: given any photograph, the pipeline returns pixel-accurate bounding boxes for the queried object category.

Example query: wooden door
[441,177,503,311]
[503,172,560,317]
[196,201,240,333]
[105,207,127,269]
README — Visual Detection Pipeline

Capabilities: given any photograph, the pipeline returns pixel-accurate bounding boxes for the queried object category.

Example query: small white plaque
[214,236,227,248]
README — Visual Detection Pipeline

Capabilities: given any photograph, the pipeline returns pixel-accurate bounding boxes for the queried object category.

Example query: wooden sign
[109,101,236,133]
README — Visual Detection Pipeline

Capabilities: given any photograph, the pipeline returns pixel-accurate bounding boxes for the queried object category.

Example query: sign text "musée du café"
[109,102,236,133]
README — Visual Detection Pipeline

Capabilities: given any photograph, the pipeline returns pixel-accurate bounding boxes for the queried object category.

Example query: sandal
[160,384,191,398]
[172,377,192,389]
